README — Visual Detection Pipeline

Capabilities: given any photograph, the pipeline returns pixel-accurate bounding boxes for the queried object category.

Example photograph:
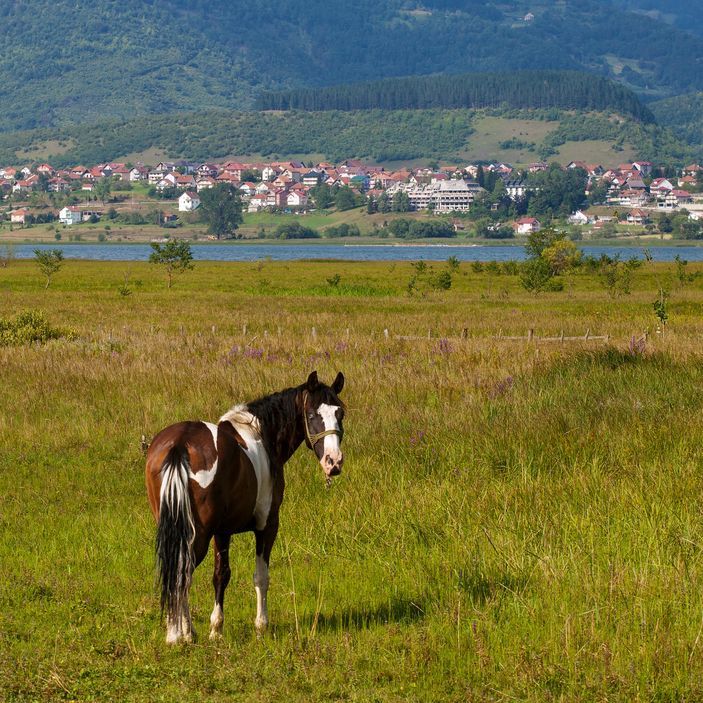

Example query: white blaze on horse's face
[317,403,343,477]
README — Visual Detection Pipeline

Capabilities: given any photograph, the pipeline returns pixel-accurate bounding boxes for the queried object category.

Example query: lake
[9,242,703,262]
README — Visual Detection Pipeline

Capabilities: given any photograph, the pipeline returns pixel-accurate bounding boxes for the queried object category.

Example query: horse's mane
[220,383,344,466]
[220,386,300,468]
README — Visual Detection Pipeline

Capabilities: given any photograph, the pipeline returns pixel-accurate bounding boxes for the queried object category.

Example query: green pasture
[2,259,703,701]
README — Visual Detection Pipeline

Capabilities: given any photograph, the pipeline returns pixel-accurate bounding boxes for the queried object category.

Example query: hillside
[0,108,693,168]
[650,93,703,149]
[1,0,703,131]
[614,1,703,39]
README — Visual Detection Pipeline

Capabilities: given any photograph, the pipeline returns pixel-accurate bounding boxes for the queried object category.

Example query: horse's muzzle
[323,453,343,477]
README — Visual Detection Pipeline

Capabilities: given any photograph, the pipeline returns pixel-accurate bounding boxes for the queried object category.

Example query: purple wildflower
[488,376,514,400]
[410,430,426,447]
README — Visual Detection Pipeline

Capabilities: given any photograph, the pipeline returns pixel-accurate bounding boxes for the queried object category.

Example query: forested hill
[1,0,703,131]
[258,72,655,123]
[650,93,703,148]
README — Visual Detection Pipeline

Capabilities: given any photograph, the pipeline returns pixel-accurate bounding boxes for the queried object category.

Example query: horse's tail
[156,445,195,622]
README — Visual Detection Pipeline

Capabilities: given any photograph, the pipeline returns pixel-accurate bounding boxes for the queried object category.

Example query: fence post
[461,328,468,339]
[528,328,534,342]
[311,327,317,340]
[243,324,247,337]
[585,328,590,341]
[384,329,389,339]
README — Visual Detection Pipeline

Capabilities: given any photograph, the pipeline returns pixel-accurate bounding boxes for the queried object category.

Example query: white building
[59,206,82,225]
[178,191,201,212]
[405,179,480,213]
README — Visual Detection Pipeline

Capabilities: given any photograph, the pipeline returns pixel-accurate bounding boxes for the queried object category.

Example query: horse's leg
[209,534,231,640]
[179,532,210,643]
[253,517,279,634]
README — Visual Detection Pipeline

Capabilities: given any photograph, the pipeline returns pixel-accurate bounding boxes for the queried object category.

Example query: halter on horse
[145,371,345,643]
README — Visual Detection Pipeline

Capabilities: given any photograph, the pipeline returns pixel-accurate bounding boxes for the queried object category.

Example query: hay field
[2,258,703,701]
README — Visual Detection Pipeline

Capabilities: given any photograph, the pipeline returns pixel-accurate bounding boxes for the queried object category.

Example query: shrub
[0,310,74,346]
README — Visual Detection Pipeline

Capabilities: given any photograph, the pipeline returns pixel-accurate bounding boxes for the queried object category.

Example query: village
[1,155,703,239]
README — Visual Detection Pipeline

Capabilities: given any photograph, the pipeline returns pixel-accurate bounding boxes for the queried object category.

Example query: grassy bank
[2,260,703,701]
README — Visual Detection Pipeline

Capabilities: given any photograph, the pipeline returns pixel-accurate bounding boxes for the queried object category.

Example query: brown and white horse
[145,371,345,643]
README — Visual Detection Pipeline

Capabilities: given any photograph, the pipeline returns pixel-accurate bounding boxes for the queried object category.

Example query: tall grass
[1,260,703,701]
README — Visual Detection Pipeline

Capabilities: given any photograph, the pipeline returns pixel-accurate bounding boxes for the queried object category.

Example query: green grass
[2,259,703,701]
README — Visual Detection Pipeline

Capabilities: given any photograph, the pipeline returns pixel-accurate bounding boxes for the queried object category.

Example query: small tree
[95,177,112,204]
[34,248,64,288]
[149,240,194,288]
[199,184,243,239]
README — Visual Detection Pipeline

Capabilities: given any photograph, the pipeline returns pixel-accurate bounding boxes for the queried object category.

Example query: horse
[145,370,345,643]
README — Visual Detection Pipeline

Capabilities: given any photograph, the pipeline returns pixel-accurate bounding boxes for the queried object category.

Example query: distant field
[2,260,703,700]
[15,139,77,161]
[462,116,557,163]
[555,139,637,166]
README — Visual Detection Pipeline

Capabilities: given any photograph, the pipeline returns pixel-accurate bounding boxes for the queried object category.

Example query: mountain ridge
[1,0,702,131]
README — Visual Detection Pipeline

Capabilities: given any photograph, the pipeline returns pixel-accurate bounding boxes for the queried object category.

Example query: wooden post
[243,324,247,337]
[312,327,317,340]
[585,328,590,341]
[346,328,350,338]
[211,325,216,335]
[384,329,389,339]
[264,330,268,339]
[528,328,534,342]
[461,328,468,339]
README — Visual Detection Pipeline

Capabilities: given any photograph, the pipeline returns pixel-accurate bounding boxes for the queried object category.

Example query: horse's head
[302,371,345,480]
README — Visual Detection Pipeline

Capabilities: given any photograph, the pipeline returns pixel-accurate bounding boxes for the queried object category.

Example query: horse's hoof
[209,629,223,641]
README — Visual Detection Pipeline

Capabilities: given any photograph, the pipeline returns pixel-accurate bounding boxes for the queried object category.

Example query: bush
[0,310,74,346]
[275,222,320,239]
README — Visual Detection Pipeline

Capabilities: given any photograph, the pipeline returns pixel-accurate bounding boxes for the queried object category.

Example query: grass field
[2,258,703,701]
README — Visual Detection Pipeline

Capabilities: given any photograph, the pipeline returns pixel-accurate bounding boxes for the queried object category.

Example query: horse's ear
[306,371,319,390]
[332,371,344,394]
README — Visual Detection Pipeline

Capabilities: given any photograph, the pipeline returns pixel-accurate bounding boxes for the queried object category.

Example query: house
[632,161,653,177]
[670,189,693,205]
[503,179,526,200]
[178,191,201,212]
[156,176,177,192]
[10,208,30,224]
[81,182,95,193]
[658,190,693,209]
[12,178,37,194]
[678,176,697,188]
[175,174,197,190]
[36,163,54,176]
[196,176,216,191]
[683,164,702,178]
[626,209,649,225]
[129,166,149,182]
[197,163,219,178]
[286,190,308,208]
[59,206,82,225]
[81,210,102,222]
[69,166,89,179]
[302,171,322,187]
[650,178,675,194]
[513,217,541,235]
[523,11,534,21]
[111,166,131,182]
[48,177,70,192]
[568,210,590,225]
[247,195,267,213]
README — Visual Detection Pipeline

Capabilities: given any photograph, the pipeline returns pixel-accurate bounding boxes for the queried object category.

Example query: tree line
[258,71,655,123]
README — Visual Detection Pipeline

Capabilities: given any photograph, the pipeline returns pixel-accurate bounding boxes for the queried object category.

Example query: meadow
[2,257,703,701]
